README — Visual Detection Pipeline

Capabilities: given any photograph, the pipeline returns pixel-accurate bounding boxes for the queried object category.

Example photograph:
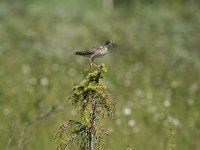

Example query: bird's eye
[105,40,113,45]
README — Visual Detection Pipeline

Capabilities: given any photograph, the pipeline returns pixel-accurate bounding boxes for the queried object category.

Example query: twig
[18,105,64,150]
[5,122,16,150]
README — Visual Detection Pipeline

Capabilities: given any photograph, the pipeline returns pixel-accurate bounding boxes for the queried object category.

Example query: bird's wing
[88,46,102,53]
[75,46,102,55]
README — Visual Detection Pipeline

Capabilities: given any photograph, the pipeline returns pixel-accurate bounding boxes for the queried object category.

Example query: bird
[75,40,117,68]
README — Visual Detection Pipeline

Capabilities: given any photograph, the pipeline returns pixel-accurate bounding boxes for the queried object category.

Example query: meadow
[0,0,200,149]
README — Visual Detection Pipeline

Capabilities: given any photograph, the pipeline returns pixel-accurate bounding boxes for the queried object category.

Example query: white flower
[123,107,132,116]
[164,100,171,107]
[172,118,180,126]
[164,116,180,127]
[22,64,31,75]
[128,119,135,127]
[40,77,49,86]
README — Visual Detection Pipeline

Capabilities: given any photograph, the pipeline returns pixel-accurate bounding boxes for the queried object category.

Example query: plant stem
[89,95,97,150]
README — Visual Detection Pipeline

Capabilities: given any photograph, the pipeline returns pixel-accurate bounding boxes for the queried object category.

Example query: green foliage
[55,64,114,149]
[70,64,112,121]
[1,0,200,149]
[55,120,89,149]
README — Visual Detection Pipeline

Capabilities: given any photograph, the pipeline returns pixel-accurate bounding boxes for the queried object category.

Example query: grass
[0,0,200,149]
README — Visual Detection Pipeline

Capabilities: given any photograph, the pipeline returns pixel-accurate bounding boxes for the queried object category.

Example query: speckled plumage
[75,40,116,61]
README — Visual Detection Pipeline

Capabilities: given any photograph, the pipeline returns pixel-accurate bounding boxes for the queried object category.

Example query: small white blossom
[164,116,180,127]
[123,107,132,116]
[164,100,171,107]
[22,64,31,75]
[40,77,49,86]
[128,119,135,127]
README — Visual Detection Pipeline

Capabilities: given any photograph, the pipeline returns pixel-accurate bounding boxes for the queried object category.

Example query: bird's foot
[90,62,99,69]
[92,63,98,68]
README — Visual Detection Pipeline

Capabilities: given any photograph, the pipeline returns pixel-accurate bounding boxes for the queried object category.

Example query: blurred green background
[0,0,200,149]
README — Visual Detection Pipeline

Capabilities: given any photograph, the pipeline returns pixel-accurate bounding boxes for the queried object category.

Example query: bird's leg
[89,57,93,69]
[89,57,98,69]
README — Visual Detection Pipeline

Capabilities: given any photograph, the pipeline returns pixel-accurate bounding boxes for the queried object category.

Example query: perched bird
[75,40,117,68]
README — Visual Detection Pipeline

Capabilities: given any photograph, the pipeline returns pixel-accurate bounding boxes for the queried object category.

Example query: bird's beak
[113,43,117,48]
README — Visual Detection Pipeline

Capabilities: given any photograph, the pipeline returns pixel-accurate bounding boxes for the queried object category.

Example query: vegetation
[0,0,200,149]
[55,64,114,150]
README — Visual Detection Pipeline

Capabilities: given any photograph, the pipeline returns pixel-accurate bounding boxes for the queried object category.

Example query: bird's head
[105,40,117,48]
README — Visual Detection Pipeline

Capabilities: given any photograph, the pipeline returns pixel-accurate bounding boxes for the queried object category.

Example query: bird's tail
[75,51,92,55]
[75,51,84,55]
